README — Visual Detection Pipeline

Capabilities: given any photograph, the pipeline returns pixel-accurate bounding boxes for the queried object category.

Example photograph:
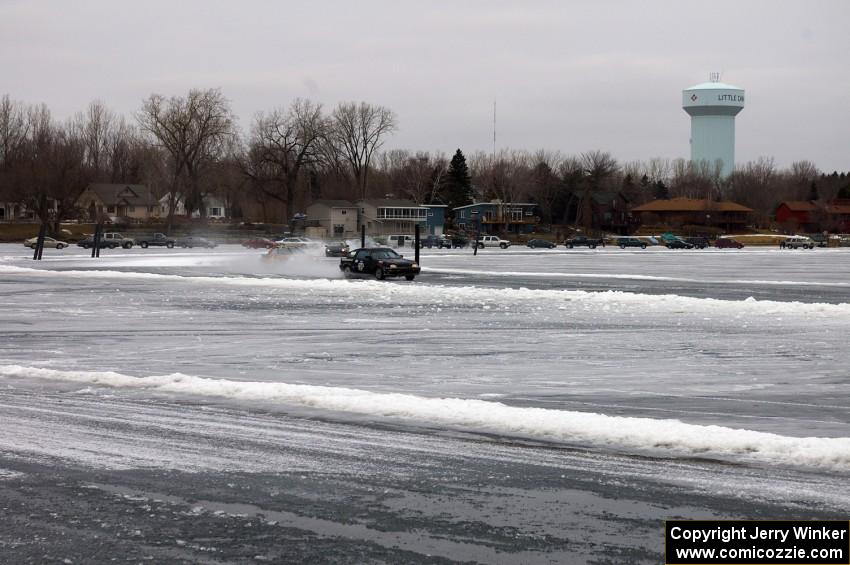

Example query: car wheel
[590,244,596,249]
[567,244,573,249]
[166,242,174,248]
[140,242,148,249]
[641,244,647,249]
[500,243,507,249]
[405,275,415,281]
[375,268,385,280]
[343,266,352,278]
[620,244,626,249]
[56,243,65,249]
[124,242,133,249]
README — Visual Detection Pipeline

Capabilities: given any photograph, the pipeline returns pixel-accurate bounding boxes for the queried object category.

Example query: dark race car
[526,239,557,249]
[340,247,420,281]
[324,241,350,257]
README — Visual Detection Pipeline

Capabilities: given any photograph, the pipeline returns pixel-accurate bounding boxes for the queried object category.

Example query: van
[386,234,416,248]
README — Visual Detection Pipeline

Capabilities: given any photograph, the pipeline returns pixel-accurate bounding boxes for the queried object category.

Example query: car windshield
[371,249,401,260]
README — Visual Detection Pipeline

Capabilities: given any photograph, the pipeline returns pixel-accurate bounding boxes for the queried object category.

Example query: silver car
[24,236,69,249]
[784,237,815,250]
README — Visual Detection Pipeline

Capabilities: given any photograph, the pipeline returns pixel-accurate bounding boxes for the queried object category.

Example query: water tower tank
[682,74,744,177]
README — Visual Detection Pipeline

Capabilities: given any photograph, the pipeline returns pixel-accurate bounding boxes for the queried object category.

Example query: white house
[159,193,229,220]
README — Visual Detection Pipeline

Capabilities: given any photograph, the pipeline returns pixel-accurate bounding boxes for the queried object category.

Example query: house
[775,201,819,232]
[825,200,850,232]
[422,204,448,236]
[357,198,435,236]
[77,184,159,222]
[304,200,360,238]
[159,193,229,220]
[631,198,752,230]
[564,191,634,233]
[452,201,539,235]
[776,199,850,232]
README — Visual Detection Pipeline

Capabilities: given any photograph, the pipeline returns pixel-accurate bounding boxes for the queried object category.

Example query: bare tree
[326,101,397,199]
[727,157,777,225]
[529,150,563,224]
[13,106,93,232]
[137,88,235,231]
[576,150,618,229]
[72,100,116,176]
[0,94,30,202]
[242,98,326,219]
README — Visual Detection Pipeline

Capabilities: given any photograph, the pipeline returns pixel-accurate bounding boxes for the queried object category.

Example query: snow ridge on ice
[2,364,849,470]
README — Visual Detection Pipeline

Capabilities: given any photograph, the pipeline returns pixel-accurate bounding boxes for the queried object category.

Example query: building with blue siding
[452,201,539,235]
[422,204,448,235]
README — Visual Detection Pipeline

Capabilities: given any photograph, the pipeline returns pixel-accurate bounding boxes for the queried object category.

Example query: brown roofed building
[776,199,850,232]
[631,198,752,230]
[77,183,159,222]
[775,201,819,232]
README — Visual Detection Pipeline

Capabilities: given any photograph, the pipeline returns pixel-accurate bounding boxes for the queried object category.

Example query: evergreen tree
[441,149,473,213]
[808,181,819,201]
[653,180,670,200]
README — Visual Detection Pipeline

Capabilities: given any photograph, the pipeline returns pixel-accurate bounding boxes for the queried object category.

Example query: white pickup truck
[476,235,511,249]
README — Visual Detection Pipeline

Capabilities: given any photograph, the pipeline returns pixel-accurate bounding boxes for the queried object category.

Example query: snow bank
[2,264,849,319]
[3,364,849,470]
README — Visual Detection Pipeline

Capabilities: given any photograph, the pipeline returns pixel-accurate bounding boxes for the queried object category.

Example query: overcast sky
[2,0,848,171]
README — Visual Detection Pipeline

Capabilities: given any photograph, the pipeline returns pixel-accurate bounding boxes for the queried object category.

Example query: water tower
[682,73,745,177]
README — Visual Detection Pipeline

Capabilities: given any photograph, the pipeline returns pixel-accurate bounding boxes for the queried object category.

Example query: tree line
[1,89,848,233]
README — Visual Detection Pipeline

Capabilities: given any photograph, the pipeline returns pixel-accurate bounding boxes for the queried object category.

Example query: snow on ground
[1,243,849,474]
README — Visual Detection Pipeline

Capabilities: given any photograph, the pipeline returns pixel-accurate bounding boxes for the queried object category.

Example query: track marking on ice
[2,264,849,319]
[421,267,850,288]
[2,364,849,471]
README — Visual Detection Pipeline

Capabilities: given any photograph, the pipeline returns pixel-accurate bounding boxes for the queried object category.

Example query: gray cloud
[1,0,847,170]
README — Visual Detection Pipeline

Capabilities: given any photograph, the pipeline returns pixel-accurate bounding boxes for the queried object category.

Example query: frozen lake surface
[1,243,848,563]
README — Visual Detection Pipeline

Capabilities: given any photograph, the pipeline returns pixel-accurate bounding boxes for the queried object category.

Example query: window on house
[107,206,115,213]
[210,207,222,216]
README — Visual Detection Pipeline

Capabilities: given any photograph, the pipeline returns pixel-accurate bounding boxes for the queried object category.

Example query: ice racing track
[1,244,849,564]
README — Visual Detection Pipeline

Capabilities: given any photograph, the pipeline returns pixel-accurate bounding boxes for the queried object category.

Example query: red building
[775,200,850,232]
[775,201,819,232]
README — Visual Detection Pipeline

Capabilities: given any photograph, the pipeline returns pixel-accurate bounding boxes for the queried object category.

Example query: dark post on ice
[414,224,420,264]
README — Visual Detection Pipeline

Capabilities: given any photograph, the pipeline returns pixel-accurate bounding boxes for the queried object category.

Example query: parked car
[715,238,744,249]
[666,239,694,249]
[806,234,829,248]
[242,237,275,249]
[24,236,69,249]
[135,233,176,248]
[684,237,709,249]
[175,236,217,248]
[446,235,469,248]
[618,237,647,249]
[476,235,511,249]
[564,235,601,249]
[419,234,453,249]
[526,239,556,249]
[783,236,815,250]
[340,247,420,280]
[324,242,350,257]
[277,236,321,249]
[77,232,134,249]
